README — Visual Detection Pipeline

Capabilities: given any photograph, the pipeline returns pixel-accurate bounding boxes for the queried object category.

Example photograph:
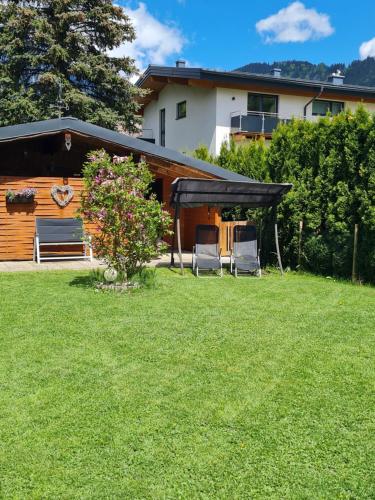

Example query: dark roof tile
[0,117,251,182]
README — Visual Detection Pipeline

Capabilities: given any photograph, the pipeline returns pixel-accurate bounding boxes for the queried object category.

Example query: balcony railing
[137,128,155,144]
[230,111,301,135]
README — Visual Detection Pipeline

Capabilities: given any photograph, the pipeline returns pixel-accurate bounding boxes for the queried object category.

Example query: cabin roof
[0,117,251,182]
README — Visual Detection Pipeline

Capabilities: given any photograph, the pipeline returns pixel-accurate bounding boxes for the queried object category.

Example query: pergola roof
[170,178,292,209]
[0,117,250,182]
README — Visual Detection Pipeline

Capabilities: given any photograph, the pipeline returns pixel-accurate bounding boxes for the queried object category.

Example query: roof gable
[0,117,251,182]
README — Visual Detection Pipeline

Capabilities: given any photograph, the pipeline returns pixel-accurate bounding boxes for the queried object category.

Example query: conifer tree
[0,0,144,131]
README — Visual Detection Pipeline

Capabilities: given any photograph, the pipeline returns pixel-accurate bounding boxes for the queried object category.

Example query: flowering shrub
[6,187,37,202]
[80,150,172,279]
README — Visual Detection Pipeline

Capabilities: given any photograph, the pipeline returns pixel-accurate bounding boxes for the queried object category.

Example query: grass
[0,268,374,499]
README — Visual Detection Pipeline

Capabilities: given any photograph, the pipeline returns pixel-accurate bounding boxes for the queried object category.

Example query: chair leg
[89,237,93,262]
[36,237,41,264]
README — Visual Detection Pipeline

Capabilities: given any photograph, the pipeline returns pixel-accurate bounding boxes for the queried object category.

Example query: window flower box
[6,188,37,204]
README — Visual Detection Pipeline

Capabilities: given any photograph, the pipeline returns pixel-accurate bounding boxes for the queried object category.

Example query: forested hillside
[235,58,375,87]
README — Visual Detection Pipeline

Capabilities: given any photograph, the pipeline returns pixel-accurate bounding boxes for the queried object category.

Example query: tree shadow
[69,274,96,289]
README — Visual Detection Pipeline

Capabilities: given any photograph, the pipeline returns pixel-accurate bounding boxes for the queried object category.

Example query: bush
[268,108,375,282]
[193,108,375,283]
[80,150,172,279]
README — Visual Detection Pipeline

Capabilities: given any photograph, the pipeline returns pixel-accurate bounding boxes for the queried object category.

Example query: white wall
[299,96,375,121]
[279,94,309,119]
[214,89,312,153]
[142,84,217,155]
[344,100,375,113]
[142,84,375,156]
[215,88,247,154]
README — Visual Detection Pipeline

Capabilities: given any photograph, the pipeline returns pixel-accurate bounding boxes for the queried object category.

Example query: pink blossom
[98,208,107,221]
[113,155,130,164]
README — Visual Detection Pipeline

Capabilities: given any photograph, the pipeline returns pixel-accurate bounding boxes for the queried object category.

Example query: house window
[176,100,187,119]
[159,108,166,146]
[248,93,278,114]
[312,100,344,116]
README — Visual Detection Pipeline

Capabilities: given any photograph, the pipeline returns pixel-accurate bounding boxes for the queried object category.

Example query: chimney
[176,60,186,68]
[328,70,345,85]
[271,67,282,78]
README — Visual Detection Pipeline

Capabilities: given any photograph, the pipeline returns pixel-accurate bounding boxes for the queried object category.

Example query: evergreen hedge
[194,107,375,283]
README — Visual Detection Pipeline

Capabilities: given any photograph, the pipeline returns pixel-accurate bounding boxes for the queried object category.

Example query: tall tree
[0,0,145,131]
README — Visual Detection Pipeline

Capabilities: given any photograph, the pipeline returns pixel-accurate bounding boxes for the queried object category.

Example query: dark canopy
[170,178,292,209]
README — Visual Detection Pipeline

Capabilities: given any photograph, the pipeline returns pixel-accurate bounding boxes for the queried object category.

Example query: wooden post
[170,208,177,267]
[298,220,303,268]
[176,206,184,275]
[275,223,284,276]
[352,223,359,283]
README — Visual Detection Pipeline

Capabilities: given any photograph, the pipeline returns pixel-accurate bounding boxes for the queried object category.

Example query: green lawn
[0,269,374,499]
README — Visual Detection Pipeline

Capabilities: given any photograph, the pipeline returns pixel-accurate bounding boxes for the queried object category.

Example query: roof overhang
[170,178,292,209]
[137,66,375,108]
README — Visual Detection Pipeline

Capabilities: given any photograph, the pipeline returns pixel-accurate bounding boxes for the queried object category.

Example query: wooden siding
[219,221,255,256]
[0,176,90,261]
[183,206,220,251]
[0,172,232,261]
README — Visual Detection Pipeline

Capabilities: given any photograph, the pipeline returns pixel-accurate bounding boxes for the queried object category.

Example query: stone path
[0,253,197,272]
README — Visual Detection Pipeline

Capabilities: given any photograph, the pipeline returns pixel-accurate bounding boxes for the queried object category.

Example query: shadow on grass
[69,267,161,290]
[69,274,96,289]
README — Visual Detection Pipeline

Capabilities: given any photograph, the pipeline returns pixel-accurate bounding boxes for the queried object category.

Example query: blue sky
[117,1,375,72]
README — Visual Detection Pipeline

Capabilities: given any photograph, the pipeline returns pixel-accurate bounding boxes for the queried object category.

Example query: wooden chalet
[0,117,251,261]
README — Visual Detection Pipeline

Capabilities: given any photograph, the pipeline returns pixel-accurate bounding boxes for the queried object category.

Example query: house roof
[0,117,250,182]
[137,65,375,107]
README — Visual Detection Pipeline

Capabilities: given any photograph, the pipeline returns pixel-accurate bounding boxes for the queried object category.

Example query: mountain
[235,58,375,87]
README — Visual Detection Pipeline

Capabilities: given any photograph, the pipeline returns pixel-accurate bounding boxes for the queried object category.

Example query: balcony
[230,111,296,136]
[137,128,155,144]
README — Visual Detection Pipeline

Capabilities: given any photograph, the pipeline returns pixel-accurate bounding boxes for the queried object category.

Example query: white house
[136,62,375,156]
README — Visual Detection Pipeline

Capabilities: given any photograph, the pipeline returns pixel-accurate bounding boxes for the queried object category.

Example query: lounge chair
[230,225,261,277]
[192,224,223,277]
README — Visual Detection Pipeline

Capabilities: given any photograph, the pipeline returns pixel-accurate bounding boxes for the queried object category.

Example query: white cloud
[359,37,375,59]
[256,1,334,44]
[111,2,186,75]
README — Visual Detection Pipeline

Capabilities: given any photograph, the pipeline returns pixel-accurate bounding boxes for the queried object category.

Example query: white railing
[138,128,154,140]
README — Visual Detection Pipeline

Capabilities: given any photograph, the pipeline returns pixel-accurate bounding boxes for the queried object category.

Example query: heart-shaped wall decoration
[51,185,74,208]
